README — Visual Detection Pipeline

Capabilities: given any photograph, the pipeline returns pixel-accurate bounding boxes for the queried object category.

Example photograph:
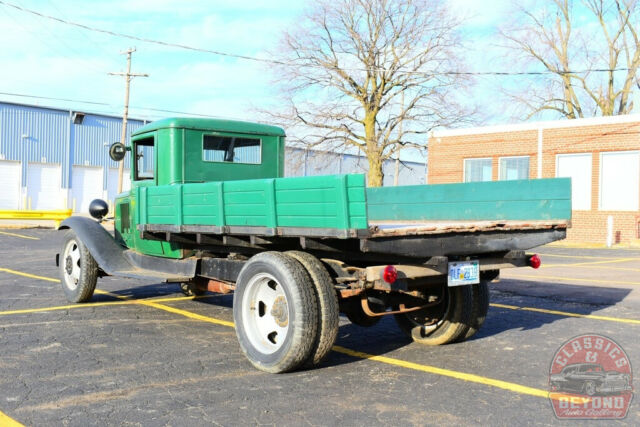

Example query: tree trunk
[363,112,383,187]
[367,153,384,187]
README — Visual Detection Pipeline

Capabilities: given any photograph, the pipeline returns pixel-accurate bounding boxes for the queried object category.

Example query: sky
[0,0,514,122]
[0,0,634,144]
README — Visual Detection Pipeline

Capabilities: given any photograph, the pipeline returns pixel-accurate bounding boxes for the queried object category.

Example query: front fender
[58,217,131,275]
[57,217,197,281]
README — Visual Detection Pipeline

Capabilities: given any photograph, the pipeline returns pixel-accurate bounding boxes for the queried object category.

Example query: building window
[464,158,492,182]
[499,156,529,180]
[557,153,592,210]
[134,137,154,180]
[203,135,261,164]
[600,151,639,211]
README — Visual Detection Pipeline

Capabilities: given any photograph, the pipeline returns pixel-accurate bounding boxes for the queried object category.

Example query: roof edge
[431,113,640,138]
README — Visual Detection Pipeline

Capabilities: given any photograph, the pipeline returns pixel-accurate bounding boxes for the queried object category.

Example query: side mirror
[109,142,129,161]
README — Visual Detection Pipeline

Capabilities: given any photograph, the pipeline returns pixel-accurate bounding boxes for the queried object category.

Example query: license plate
[448,260,479,287]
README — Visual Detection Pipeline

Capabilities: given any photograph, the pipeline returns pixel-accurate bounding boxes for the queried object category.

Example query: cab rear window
[203,135,261,164]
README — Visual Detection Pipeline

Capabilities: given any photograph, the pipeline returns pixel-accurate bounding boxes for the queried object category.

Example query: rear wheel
[341,295,384,327]
[59,230,98,303]
[394,284,473,345]
[457,280,490,342]
[286,251,339,367]
[233,252,318,373]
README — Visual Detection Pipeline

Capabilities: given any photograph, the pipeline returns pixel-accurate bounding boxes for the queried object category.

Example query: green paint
[113,117,570,261]
[141,174,368,231]
[366,178,572,221]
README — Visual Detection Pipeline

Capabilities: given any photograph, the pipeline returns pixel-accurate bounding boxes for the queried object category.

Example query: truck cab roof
[132,117,286,137]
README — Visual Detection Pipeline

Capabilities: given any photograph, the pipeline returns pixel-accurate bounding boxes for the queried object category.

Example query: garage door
[72,166,104,213]
[27,163,62,210]
[107,168,131,203]
[0,160,21,209]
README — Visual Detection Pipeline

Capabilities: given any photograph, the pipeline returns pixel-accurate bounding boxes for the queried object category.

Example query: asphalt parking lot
[0,228,639,426]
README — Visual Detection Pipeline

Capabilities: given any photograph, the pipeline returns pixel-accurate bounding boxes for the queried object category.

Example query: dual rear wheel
[232,251,339,373]
[393,281,490,345]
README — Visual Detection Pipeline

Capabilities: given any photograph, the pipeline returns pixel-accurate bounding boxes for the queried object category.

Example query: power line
[0,90,248,121]
[0,0,636,77]
[0,0,286,64]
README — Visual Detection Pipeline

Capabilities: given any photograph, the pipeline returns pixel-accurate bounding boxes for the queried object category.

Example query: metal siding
[72,115,144,190]
[0,103,68,185]
[0,102,145,192]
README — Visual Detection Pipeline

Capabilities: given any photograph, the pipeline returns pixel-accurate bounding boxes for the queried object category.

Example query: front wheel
[59,230,98,303]
[233,252,318,373]
[394,284,473,345]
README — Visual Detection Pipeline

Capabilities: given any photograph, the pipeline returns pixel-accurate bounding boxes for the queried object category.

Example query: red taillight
[529,254,541,269]
[383,265,398,283]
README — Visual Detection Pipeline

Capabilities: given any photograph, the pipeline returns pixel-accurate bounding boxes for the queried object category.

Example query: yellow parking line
[0,295,200,317]
[536,253,626,260]
[546,264,640,273]
[0,300,131,316]
[510,272,640,286]
[0,267,59,282]
[331,346,549,399]
[141,301,555,399]
[489,302,520,310]
[131,298,551,399]
[94,289,130,300]
[490,303,640,325]
[542,258,635,268]
[141,301,235,328]
[0,410,23,427]
[0,230,39,240]
[0,266,567,401]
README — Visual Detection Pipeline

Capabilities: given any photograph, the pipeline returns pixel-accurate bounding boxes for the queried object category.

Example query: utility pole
[109,47,148,194]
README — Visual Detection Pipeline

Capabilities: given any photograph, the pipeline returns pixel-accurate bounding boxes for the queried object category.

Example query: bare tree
[502,0,640,119]
[265,0,471,187]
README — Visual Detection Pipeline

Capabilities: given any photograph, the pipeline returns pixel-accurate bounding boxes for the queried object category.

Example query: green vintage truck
[56,118,571,373]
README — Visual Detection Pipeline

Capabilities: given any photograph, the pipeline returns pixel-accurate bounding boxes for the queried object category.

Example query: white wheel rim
[62,239,81,290]
[241,273,290,354]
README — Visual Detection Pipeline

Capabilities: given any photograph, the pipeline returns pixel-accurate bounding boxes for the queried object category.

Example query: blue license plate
[448,261,480,287]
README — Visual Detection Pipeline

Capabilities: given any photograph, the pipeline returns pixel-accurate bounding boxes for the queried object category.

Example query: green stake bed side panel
[366,178,572,222]
[138,174,368,231]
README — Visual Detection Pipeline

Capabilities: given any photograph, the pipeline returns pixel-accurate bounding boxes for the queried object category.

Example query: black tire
[286,251,339,367]
[456,280,490,342]
[233,252,318,373]
[59,229,98,303]
[342,296,382,327]
[394,284,473,345]
[583,381,597,396]
[179,281,206,297]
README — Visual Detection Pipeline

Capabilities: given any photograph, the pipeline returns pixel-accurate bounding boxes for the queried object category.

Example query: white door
[107,168,131,203]
[557,154,592,210]
[27,163,62,210]
[0,160,21,209]
[600,151,640,211]
[72,166,104,213]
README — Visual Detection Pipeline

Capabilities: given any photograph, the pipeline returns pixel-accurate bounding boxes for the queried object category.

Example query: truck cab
[114,118,286,256]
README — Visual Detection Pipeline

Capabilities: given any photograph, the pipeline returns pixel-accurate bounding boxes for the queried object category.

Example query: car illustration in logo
[549,363,632,396]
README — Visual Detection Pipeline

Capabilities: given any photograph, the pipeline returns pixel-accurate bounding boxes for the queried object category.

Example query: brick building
[429,115,640,244]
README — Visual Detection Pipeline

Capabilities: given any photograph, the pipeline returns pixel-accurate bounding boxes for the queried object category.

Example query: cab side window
[134,137,155,180]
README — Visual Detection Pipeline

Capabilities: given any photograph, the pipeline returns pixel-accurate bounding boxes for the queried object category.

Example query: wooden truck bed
[134,176,571,259]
